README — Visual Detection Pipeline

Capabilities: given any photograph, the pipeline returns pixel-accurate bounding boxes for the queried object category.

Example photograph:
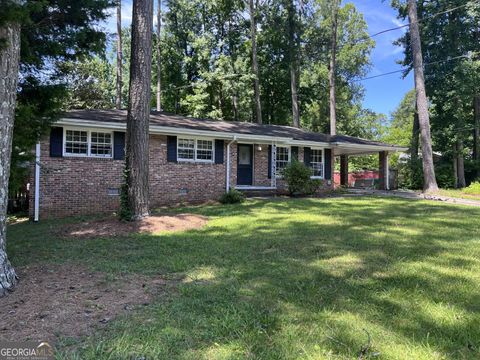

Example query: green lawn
[7,197,480,359]
[438,189,480,201]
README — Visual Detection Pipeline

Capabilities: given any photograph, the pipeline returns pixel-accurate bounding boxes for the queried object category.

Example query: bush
[220,189,245,204]
[282,160,323,196]
[464,181,480,195]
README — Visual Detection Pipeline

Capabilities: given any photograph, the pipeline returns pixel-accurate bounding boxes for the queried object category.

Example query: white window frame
[63,127,113,159]
[310,148,325,179]
[275,146,291,178]
[177,137,215,163]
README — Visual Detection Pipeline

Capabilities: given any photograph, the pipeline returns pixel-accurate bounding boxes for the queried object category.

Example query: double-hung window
[310,149,324,178]
[64,129,112,158]
[177,138,214,162]
[275,146,290,177]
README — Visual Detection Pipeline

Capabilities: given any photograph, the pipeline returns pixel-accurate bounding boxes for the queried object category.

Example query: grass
[7,197,480,359]
[438,189,480,201]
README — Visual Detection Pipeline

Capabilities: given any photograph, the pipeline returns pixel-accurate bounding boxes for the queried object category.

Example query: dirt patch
[58,214,208,239]
[0,264,175,342]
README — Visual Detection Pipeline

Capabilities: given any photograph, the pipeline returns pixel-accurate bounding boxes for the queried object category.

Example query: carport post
[379,151,389,190]
[340,155,348,187]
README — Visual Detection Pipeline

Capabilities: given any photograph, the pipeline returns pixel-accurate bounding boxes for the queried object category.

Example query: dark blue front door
[237,144,253,185]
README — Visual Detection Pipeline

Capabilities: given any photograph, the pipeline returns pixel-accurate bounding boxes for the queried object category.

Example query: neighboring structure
[30,110,406,219]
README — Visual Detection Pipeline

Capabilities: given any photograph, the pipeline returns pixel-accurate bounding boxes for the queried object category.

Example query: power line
[356,3,472,44]
[353,52,478,82]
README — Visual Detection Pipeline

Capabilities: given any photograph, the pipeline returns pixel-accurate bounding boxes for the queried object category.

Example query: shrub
[464,181,480,195]
[220,189,245,204]
[282,160,323,196]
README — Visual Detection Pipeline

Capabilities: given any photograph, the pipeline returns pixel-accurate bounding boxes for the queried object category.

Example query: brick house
[30,110,406,219]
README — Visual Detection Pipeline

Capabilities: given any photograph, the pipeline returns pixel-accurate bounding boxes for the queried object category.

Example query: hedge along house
[30,110,407,219]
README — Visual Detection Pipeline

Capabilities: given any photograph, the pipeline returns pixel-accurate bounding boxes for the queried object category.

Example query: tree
[287,0,300,127]
[328,0,339,135]
[1,0,111,296]
[249,0,262,124]
[407,0,438,193]
[116,0,123,109]
[125,0,154,220]
[0,5,21,296]
[156,0,162,111]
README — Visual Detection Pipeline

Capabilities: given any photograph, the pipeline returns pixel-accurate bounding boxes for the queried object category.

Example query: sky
[104,0,413,118]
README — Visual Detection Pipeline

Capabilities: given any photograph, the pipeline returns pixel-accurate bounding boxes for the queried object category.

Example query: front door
[237,144,253,186]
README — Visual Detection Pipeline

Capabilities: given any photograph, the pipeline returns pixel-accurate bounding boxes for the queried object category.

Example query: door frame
[237,144,254,186]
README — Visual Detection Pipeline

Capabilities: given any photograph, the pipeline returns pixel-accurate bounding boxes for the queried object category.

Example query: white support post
[226,137,236,192]
[34,142,41,222]
[385,152,390,190]
[271,143,277,189]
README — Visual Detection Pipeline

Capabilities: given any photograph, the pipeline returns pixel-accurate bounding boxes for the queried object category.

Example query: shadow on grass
[7,197,480,359]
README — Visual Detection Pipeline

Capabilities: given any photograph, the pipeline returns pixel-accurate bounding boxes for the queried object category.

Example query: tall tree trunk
[456,139,466,188]
[329,0,339,136]
[474,95,480,177]
[249,0,262,124]
[411,112,420,185]
[288,0,300,128]
[0,18,20,296]
[116,0,123,110]
[453,152,458,189]
[156,0,162,111]
[126,0,153,220]
[407,0,438,193]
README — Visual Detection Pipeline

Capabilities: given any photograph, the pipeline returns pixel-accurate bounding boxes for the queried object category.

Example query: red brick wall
[30,134,333,219]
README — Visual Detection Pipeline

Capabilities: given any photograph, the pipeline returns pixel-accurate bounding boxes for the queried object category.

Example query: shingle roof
[63,109,402,149]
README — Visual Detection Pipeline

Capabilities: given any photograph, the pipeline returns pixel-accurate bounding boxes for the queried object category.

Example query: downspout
[226,136,237,191]
[34,142,40,222]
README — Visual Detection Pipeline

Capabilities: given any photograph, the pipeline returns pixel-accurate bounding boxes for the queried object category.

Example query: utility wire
[356,2,472,44]
[353,52,478,82]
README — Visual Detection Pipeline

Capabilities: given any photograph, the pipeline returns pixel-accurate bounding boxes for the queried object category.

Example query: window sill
[177,159,215,164]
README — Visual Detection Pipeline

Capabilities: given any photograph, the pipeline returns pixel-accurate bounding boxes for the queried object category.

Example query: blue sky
[104,0,412,117]
[351,0,413,116]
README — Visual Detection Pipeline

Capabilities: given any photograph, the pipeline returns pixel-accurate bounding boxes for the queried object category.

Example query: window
[196,139,213,161]
[177,138,214,162]
[310,149,324,178]
[91,132,112,157]
[177,138,195,160]
[65,130,88,155]
[64,129,113,158]
[275,146,290,177]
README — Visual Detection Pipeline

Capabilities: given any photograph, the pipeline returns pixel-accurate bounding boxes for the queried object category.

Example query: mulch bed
[57,214,208,239]
[0,264,175,343]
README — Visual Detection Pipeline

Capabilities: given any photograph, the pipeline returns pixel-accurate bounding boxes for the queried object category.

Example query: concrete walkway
[346,188,480,207]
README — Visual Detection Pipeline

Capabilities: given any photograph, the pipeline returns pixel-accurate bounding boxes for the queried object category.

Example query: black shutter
[214,139,224,164]
[268,145,272,179]
[113,132,125,160]
[324,148,332,180]
[304,147,311,166]
[291,146,299,161]
[50,127,63,157]
[167,136,177,162]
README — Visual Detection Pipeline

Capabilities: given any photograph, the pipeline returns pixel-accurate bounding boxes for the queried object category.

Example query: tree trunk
[407,0,438,193]
[474,95,480,177]
[249,0,262,124]
[116,0,123,110]
[456,139,466,188]
[156,0,162,111]
[453,152,458,189]
[126,0,153,220]
[0,19,20,296]
[411,112,420,185]
[288,0,300,128]
[329,0,339,136]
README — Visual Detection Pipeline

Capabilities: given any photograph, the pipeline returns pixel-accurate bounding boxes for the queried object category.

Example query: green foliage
[282,160,322,196]
[464,181,480,195]
[119,168,132,221]
[435,163,456,189]
[219,189,245,204]
[3,0,113,197]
